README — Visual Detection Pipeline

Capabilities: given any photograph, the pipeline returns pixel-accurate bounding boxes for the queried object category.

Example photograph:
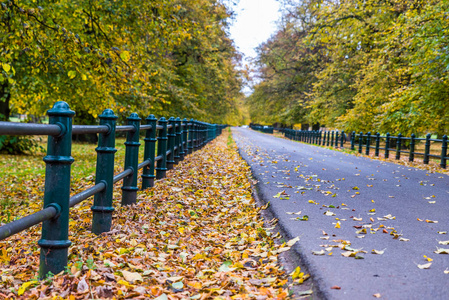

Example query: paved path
[233,127,449,300]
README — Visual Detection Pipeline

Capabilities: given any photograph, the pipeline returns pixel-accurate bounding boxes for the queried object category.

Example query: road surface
[233,127,449,300]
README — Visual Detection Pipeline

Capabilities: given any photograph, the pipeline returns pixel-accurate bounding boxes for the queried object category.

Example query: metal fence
[250,125,274,134]
[283,129,448,169]
[0,101,226,278]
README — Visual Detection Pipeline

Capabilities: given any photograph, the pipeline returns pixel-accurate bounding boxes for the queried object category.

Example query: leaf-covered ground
[0,131,307,299]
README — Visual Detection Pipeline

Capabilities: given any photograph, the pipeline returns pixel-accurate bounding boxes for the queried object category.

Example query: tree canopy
[247,0,449,136]
[1,0,244,124]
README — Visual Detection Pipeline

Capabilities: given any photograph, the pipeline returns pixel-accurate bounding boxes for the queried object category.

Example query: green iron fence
[250,125,274,134]
[283,129,448,169]
[0,101,226,279]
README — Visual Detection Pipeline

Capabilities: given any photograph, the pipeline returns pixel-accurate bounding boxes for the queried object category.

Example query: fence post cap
[426,133,431,137]
[175,117,181,121]
[183,118,188,121]
[47,101,75,117]
[146,114,157,121]
[127,113,141,121]
[158,117,168,123]
[168,116,175,121]
[99,109,118,120]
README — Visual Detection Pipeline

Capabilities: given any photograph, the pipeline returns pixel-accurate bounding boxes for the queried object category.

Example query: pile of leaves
[0,132,304,299]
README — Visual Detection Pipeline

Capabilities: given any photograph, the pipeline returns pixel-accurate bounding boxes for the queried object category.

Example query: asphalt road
[232,127,449,300]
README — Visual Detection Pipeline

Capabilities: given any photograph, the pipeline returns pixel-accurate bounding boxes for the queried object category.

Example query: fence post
[395,133,402,160]
[193,120,199,151]
[335,131,339,148]
[423,133,432,164]
[366,132,371,155]
[409,133,415,162]
[188,119,194,154]
[121,113,141,206]
[375,132,380,156]
[327,131,330,146]
[142,114,157,189]
[385,133,390,159]
[174,117,182,164]
[441,135,447,168]
[358,132,363,154]
[166,117,176,170]
[180,118,188,161]
[92,109,118,235]
[351,131,355,150]
[156,117,168,178]
[38,101,75,279]
[340,131,345,148]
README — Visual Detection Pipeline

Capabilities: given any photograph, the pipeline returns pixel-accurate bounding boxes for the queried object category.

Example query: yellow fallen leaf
[371,249,385,255]
[335,221,341,229]
[18,281,38,296]
[373,293,381,298]
[438,240,449,245]
[423,255,433,262]
[425,219,438,223]
[444,269,449,274]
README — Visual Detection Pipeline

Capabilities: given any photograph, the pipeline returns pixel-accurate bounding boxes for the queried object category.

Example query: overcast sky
[228,0,281,65]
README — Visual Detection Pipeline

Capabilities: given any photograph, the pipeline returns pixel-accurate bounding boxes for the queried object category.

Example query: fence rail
[282,129,448,169]
[250,124,274,134]
[0,101,226,278]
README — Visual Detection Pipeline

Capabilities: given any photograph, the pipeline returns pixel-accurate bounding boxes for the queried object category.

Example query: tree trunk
[0,82,11,121]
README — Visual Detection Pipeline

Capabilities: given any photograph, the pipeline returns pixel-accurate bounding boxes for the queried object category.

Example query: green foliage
[0,135,42,154]
[0,0,243,124]
[248,0,449,136]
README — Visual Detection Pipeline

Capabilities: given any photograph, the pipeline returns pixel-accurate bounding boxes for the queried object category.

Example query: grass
[0,137,147,221]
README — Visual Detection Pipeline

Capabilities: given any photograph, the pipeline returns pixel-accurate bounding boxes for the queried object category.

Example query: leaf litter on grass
[0,132,301,299]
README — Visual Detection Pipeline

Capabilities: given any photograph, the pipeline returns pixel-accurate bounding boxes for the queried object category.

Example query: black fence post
[142,114,157,189]
[166,117,176,170]
[38,101,75,279]
[409,134,415,162]
[358,132,363,154]
[174,117,181,164]
[441,135,447,169]
[327,131,330,146]
[92,109,118,235]
[180,118,188,161]
[385,133,390,159]
[156,117,168,179]
[366,132,371,155]
[121,113,141,206]
[188,119,194,154]
[335,131,339,148]
[193,120,199,151]
[351,131,355,150]
[340,131,345,148]
[395,133,402,160]
[375,132,380,156]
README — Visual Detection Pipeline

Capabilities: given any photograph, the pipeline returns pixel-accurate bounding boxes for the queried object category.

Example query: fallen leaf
[122,270,143,283]
[286,237,300,247]
[417,262,432,269]
[312,250,326,255]
[371,249,385,255]
[331,285,341,290]
[434,248,449,254]
[373,293,381,298]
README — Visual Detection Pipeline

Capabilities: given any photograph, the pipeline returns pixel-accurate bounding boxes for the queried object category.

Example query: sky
[228,0,282,65]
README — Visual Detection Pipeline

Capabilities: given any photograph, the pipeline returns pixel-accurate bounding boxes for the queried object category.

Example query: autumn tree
[0,0,243,127]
